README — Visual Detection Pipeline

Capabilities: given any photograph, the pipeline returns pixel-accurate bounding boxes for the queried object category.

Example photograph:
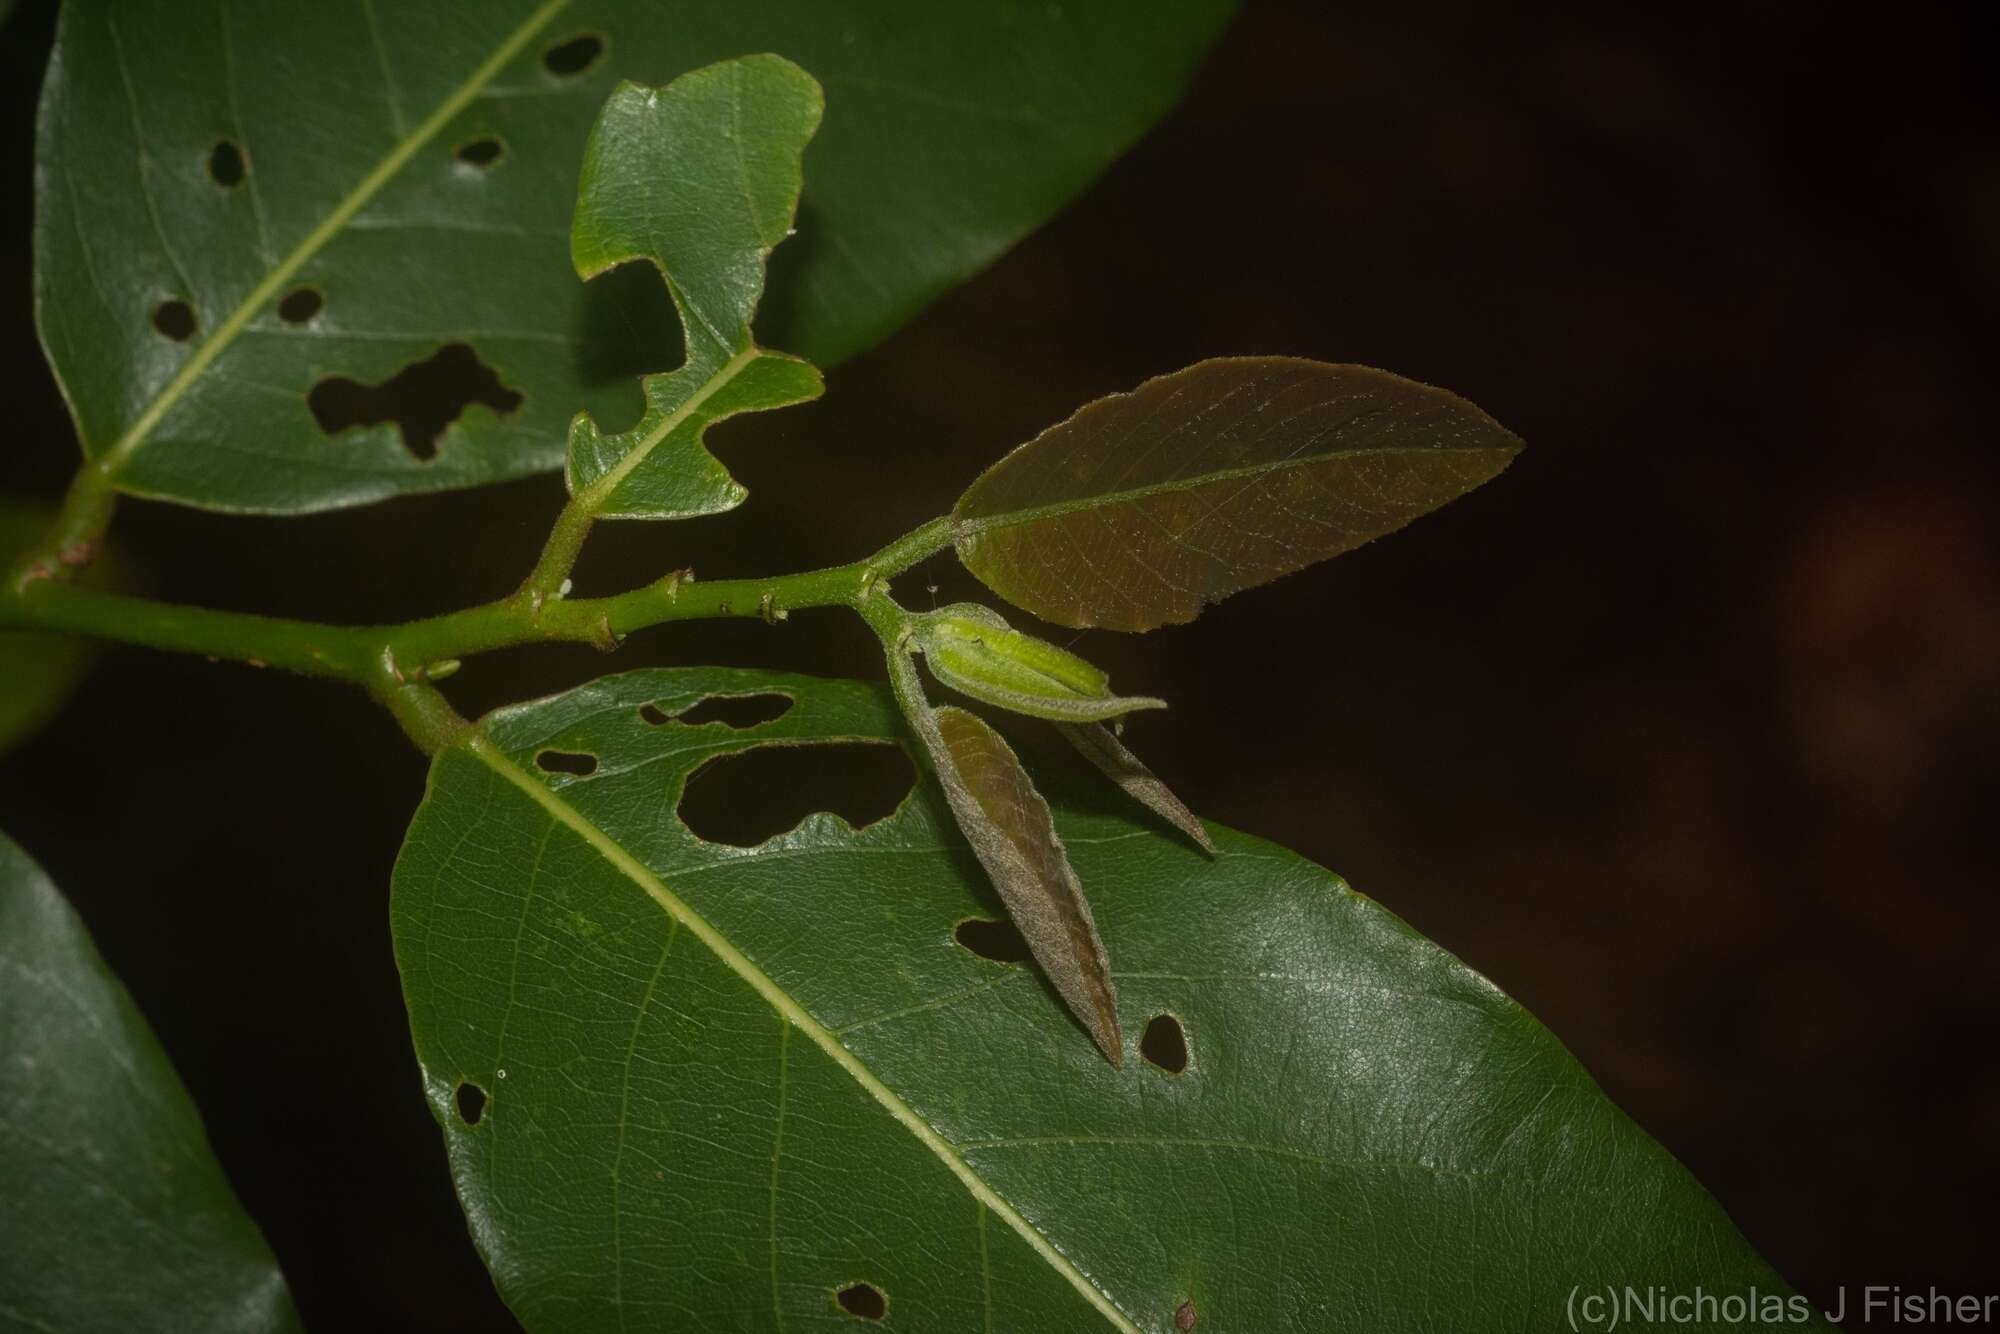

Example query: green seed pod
[913,603,1166,724]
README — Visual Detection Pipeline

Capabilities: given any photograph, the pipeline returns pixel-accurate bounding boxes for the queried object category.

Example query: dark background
[4,1,1996,1327]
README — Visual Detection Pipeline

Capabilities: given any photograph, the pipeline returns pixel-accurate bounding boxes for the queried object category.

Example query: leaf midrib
[97,0,574,473]
[578,344,761,510]
[466,733,1140,1334]
[952,441,1519,540]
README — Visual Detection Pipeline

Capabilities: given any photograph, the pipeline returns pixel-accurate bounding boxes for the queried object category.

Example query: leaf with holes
[0,832,300,1333]
[562,59,821,520]
[954,357,1524,631]
[34,0,1235,512]
[391,666,1826,1333]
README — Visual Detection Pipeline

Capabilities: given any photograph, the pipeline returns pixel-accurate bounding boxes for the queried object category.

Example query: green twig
[7,465,118,591]
[370,672,472,756]
[0,514,961,748]
[518,490,597,605]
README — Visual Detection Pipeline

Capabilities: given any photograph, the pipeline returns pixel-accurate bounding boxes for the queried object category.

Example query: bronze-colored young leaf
[953,356,1523,630]
[1059,721,1216,855]
[924,705,1123,1064]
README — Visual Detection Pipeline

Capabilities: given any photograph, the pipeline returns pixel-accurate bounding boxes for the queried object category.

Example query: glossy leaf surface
[0,832,299,1333]
[34,0,1234,512]
[563,60,821,519]
[955,357,1524,630]
[392,667,1818,1333]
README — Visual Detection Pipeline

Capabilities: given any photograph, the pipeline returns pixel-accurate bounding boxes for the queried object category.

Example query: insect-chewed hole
[307,342,523,460]
[834,1283,886,1320]
[954,917,1031,964]
[535,749,598,777]
[208,139,245,187]
[1141,1014,1190,1074]
[677,742,912,847]
[277,286,322,324]
[455,136,505,168]
[152,299,196,341]
[648,693,793,730]
[455,1080,487,1126]
[542,32,604,76]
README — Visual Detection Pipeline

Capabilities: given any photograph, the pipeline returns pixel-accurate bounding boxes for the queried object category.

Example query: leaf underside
[391,666,1819,1334]
[929,703,1123,1064]
[0,832,300,1334]
[954,357,1524,631]
[1057,721,1216,856]
[34,0,1236,512]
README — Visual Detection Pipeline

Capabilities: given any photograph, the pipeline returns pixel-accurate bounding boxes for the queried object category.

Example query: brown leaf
[924,706,1123,1064]
[953,356,1522,630]
[1059,722,1216,856]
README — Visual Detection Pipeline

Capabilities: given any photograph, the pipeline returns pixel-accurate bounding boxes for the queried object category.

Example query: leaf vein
[466,734,1143,1334]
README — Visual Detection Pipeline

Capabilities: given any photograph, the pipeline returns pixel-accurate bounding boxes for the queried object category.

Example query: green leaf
[954,357,1524,631]
[391,666,1822,1333]
[563,59,821,520]
[0,499,128,754]
[35,0,1235,513]
[0,831,300,1334]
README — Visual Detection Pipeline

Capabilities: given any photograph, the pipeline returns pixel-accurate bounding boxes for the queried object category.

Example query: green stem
[371,673,471,756]
[863,516,954,580]
[519,490,596,604]
[0,516,961,731]
[515,347,778,604]
[0,581,374,680]
[7,465,119,591]
[853,582,940,753]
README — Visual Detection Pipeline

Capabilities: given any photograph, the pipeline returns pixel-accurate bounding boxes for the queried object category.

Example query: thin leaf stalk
[6,465,118,592]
